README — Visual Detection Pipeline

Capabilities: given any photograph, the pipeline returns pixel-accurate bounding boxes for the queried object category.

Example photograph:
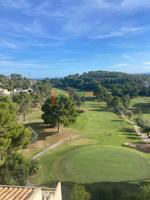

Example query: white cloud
[87,0,150,11]
[91,26,143,39]
[0,0,30,9]
[0,0,148,43]
[142,61,150,65]
[110,62,150,73]
[0,41,21,49]
[121,0,150,9]
[122,53,132,60]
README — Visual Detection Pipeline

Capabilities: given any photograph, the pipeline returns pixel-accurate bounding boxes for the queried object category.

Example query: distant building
[0,182,62,200]
[13,88,34,94]
[144,81,150,88]
[0,88,11,96]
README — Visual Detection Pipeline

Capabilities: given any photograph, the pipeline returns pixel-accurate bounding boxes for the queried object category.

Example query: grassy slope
[54,146,150,183]
[28,93,150,199]
[70,101,140,145]
[53,88,69,96]
[30,100,145,185]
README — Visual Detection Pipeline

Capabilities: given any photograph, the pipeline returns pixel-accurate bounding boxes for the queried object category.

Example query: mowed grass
[30,100,145,185]
[25,109,42,123]
[130,97,150,121]
[53,146,150,183]
[70,101,140,145]
[54,88,69,96]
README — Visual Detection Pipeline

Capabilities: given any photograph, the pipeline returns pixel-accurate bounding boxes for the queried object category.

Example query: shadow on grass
[112,119,123,122]
[25,122,58,141]
[90,108,106,112]
[40,179,150,200]
[119,127,140,140]
[132,103,150,114]
[88,103,107,112]
[121,127,135,133]
[85,97,96,101]
[126,136,140,139]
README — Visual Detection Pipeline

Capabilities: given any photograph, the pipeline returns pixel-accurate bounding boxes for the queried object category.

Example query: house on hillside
[0,182,62,200]
[144,81,150,88]
[13,88,34,94]
[0,88,11,96]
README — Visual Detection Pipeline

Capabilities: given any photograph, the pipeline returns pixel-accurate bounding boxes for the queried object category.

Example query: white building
[144,81,150,88]
[0,88,11,96]
[0,182,62,200]
[13,88,33,94]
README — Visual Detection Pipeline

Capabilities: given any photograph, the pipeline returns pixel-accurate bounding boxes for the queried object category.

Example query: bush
[70,184,91,200]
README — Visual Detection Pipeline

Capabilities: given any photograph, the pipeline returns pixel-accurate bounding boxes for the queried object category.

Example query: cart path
[32,139,65,160]
[122,115,150,142]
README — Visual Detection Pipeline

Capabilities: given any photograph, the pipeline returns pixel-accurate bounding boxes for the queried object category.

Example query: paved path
[26,139,66,186]
[122,115,150,143]
[32,139,66,160]
[26,136,71,186]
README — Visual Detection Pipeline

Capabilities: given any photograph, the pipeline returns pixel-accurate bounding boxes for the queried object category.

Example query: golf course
[26,91,150,194]
[53,145,150,183]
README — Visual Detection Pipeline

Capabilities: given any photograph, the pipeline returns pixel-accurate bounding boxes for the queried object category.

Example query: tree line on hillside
[1,71,150,98]
[0,74,31,90]
[51,71,150,97]
[0,74,53,121]
[0,74,51,97]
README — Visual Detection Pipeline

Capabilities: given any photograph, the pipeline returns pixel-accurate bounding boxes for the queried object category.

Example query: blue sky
[0,0,150,78]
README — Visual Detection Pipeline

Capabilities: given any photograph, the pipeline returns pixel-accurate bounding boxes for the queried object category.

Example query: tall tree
[42,95,78,132]
[0,100,31,153]
[0,152,32,185]
[135,117,147,132]
[0,99,38,185]
[143,126,150,138]
[13,93,31,121]
[122,95,130,109]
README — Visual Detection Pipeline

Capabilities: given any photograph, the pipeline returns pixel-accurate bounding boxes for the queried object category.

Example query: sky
[0,0,150,78]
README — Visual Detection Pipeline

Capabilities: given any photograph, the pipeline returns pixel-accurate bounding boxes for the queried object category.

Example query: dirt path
[32,139,66,160]
[122,115,150,142]
[27,138,67,186]
[31,129,79,160]
[26,133,78,186]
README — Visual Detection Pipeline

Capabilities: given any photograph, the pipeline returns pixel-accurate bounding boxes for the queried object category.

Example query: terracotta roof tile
[0,187,33,200]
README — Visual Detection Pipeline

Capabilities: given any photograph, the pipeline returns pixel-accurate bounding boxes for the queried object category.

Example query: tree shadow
[88,103,106,112]
[119,127,140,140]
[25,122,57,141]
[111,119,123,123]
[85,97,96,101]
[132,103,150,114]
[40,179,150,200]
[126,136,140,139]
[121,127,135,133]
[90,108,106,112]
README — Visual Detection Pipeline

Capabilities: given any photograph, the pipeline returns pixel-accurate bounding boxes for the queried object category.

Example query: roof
[0,183,61,200]
[0,186,34,200]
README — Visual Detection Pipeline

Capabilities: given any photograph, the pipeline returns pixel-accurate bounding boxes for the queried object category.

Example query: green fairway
[30,97,150,188]
[28,94,150,200]
[70,101,140,145]
[130,97,150,121]
[54,88,69,96]
[53,146,150,183]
